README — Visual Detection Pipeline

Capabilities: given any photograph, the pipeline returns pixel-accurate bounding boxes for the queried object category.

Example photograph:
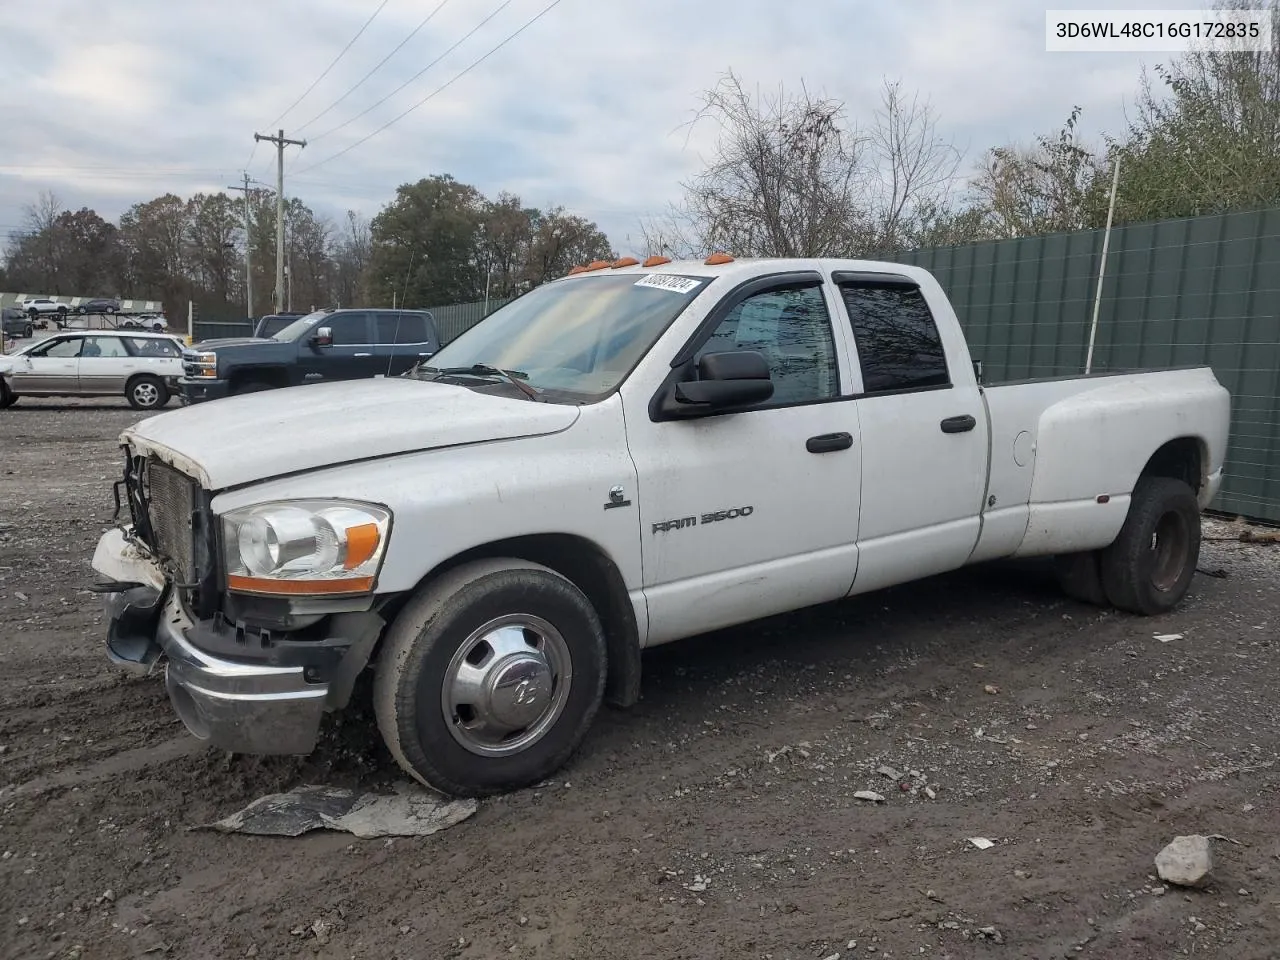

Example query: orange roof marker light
[566,265,588,275]
[612,257,640,268]
[704,251,735,265]
[642,255,672,267]
[583,260,611,272]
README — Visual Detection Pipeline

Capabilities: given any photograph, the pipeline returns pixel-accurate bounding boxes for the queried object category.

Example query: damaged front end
[92,444,385,756]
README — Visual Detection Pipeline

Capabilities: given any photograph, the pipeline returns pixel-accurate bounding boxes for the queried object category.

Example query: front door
[625,276,863,645]
[297,312,378,384]
[12,335,82,393]
[834,277,989,595]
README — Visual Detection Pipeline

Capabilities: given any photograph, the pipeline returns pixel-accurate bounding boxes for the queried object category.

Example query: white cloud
[0,0,1183,246]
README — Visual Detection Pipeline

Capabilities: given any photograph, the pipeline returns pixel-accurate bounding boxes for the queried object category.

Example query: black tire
[0,382,16,409]
[22,324,32,338]
[1100,476,1201,615]
[374,558,607,798]
[151,324,164,333]
[1054,550,1109,606]
[56,306,67,316]
[126,374,169,410]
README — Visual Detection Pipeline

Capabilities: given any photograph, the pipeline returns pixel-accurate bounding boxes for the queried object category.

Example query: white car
[90,256,1230,797]
[120,314,169,333]
[20,297,70,318]
[0,330,185,410]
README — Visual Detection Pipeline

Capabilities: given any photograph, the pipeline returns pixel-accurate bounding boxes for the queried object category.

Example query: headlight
[191,352,218,377]
[221,500,391,596]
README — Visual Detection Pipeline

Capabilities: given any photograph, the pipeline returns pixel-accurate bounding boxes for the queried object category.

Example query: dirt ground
[2,398,1278,960]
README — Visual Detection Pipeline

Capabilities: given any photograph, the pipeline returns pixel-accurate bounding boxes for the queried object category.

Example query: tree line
[0,175,612,318]
[645,0,1280,258]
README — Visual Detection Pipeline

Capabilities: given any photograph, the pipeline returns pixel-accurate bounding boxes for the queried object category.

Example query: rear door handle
[940,414,977,434]
[806,432,854,453]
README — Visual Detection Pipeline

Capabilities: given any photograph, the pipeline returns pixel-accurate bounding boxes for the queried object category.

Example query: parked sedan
[0,331,185,410]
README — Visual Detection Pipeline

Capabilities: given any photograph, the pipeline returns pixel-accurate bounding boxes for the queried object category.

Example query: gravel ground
[2,398,1279,960]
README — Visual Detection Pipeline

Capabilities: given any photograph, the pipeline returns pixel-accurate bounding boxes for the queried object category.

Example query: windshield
[417,273,712,399]
[271,310,330,342]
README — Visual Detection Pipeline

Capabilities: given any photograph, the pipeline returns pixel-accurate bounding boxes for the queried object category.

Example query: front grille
[142,459,197,582]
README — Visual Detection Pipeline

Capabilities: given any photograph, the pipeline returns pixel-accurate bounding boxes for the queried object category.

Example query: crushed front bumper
[92,528,330,755]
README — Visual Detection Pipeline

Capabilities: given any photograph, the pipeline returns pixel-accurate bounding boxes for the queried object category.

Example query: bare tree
[865,80,962,254]
[676,70,870,257]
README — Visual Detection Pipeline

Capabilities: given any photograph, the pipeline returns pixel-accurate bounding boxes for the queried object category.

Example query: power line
[305,0,517,147]
[295,0,566,177]
[266,0,393,129]
[296,0,454,135]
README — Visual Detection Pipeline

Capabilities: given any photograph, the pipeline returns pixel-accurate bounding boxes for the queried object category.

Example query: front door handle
[940,414,977,434]
[354,352,372,357]
[806,432,854,453]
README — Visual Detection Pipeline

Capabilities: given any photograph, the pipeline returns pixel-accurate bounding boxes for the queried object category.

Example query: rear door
[373,311,438,376]
[834,275,989,595]
[77,335,134,394]
[296,312,377,383]
[13,335,82,393]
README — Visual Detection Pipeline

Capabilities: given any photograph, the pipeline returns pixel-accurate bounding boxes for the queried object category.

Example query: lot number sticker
[635,274,702,295]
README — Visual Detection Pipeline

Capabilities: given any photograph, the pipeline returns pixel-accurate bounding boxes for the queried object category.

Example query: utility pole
[253,128,306,313]
[226,173,254,319]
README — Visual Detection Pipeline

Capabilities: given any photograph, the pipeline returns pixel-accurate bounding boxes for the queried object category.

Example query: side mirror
[310,326,333,348]
[670,349,774,412]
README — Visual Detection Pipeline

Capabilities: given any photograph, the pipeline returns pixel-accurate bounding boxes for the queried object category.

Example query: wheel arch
[383,533,642,708]
[1139,435,1207,494]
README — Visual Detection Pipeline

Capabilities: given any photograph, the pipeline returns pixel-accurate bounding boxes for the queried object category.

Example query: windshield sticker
[634,274,702,295]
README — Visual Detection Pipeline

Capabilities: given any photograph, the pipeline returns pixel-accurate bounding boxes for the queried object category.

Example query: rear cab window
[836,279,950,394]
[375,312,434,345]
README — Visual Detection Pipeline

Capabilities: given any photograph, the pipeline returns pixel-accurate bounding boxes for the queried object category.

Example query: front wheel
[374,558,607,797]
[1100,476,1201,615]
[126,375,169,410]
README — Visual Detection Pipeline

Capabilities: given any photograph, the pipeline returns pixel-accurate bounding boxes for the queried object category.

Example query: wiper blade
[423,363,540,401]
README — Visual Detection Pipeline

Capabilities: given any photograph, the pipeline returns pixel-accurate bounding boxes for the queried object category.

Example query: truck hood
[191,337,280,349]
[122,377,581,489]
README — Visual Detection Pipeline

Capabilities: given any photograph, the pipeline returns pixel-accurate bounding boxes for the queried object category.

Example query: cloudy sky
[0,0,1190,250]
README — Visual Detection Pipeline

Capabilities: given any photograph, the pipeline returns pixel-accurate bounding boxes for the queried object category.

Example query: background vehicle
[2,307,33,339]
[120,313,169,333]
[0,330,184,409]
[91,257,1230,798]
[22,297,69,319]
[252,312,304,338]
[76,298,121,315]
[179,307,439,402]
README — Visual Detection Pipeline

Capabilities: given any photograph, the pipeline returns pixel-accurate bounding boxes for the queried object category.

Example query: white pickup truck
[91,256,1231,797]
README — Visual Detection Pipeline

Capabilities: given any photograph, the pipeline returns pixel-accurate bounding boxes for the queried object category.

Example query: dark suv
[2,307,33,338]
[179,308,440,403]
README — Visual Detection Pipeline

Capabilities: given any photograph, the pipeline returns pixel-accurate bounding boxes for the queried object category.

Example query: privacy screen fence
[899,207,1280,524]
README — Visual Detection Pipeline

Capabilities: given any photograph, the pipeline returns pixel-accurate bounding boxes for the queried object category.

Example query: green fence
[899,207,1280,523]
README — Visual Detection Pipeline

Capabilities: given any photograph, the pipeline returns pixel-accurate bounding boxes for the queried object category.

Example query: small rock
[968,837,995,850]
[877,765,902,780]
[983,684,999,695]
[399,925,410,934]
[924,787,937,800]
[100,890,115,904]
[854,791,885,803]
[15,591,27,602]
[977,926,1004,944]
[311,919,332,945]
[1242,804,1254,813]
[244,946,258,958]
[1238,888,1250,896]
[518,916,528,926]
[1193,922,1206,933]
[1155,835,1214,888]
[822,954,840,960]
